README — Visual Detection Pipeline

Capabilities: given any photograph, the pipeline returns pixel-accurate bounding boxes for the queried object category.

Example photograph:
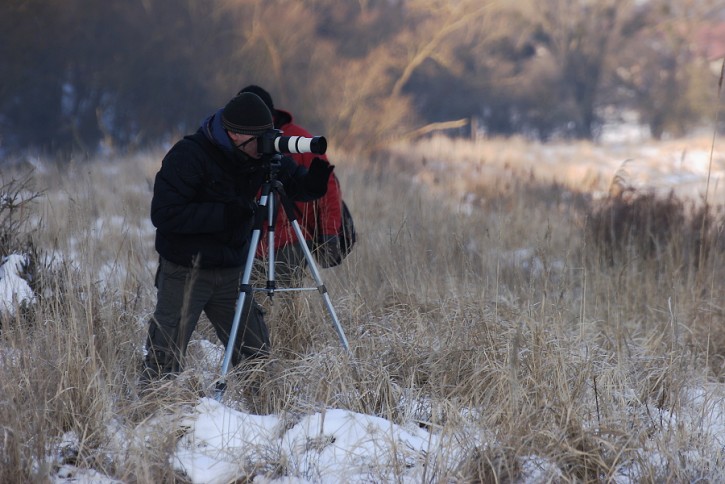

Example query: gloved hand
[224,197,256,228]
[304,157,334,197]
[316,234,342,267]
[275,156,296,183]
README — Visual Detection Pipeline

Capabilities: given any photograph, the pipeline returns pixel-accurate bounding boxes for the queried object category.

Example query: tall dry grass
[0,136,723,481]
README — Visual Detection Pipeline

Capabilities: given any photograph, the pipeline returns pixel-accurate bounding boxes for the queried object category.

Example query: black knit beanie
[221,93,273,135]
[238,85,274,112]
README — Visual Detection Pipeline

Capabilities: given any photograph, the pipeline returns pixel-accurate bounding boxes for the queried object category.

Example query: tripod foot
[214,380,227,401]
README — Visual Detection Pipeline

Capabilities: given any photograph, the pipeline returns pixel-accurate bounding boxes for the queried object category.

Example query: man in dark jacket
[143,92,334,382]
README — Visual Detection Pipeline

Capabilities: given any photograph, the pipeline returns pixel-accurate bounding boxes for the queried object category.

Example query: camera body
[258,129,327,156]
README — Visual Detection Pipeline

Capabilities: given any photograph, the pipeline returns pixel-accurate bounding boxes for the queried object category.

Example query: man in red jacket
[239,86,343,337]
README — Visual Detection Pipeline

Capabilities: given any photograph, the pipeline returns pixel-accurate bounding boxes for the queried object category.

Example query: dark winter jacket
[151,109,327,268]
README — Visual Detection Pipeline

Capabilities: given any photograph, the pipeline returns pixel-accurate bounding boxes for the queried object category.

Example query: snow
[173,399,281,483]
[0,253,35,315]
[170,399,436,483]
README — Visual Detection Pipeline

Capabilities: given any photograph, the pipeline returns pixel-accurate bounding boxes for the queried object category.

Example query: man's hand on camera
[224,197,256,228]
[317,234,342,266]
[304,157,334,197]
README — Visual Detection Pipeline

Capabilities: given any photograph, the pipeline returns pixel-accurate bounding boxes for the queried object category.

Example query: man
[143,92,334,382]
[239,85,343,279]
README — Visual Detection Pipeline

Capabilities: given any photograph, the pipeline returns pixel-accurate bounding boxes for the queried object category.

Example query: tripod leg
[215,185,272,402]
[214,229,262,401]
[275,190,351,353]
[266,191,277,295]
[290,219,350,352]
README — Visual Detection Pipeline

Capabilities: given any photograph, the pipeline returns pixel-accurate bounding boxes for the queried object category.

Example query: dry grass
[0,136,724,481]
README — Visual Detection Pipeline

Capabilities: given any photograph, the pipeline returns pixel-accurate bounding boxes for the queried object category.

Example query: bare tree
[1,0,720,154]
[510,0,642,139]
[612,0,718,139]
[321,0,499,144]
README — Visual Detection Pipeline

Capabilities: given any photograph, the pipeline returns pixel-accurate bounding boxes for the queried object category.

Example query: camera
[258,129,327,155]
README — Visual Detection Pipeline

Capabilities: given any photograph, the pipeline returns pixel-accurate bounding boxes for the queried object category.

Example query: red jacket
[256,109,343,255]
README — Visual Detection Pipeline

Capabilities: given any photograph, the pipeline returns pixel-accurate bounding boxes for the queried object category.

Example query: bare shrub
[585,189,723,274]
[583,184,725,378]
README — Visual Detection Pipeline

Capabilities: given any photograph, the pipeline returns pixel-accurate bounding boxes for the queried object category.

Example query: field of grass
[0,136,723,482]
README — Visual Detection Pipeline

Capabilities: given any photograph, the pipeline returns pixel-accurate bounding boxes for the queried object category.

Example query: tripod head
[258,155,282,176]
[256,155,288,194]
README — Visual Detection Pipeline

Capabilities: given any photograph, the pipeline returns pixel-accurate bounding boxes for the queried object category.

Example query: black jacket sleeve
[151,143,225,234]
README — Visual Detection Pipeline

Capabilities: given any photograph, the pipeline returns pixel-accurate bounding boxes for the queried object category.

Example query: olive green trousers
[144,257,269,378]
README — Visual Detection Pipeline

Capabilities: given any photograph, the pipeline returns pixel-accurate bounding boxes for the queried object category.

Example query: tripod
[215,157,350,401]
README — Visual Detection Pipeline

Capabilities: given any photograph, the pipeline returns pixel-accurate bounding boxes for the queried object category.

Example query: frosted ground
[0,132,724,482]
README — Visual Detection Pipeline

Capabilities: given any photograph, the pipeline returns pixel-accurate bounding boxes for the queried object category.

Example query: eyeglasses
[237,136,258,150]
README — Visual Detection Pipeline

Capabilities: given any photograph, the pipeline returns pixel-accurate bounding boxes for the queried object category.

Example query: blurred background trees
[0,0,722,156]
